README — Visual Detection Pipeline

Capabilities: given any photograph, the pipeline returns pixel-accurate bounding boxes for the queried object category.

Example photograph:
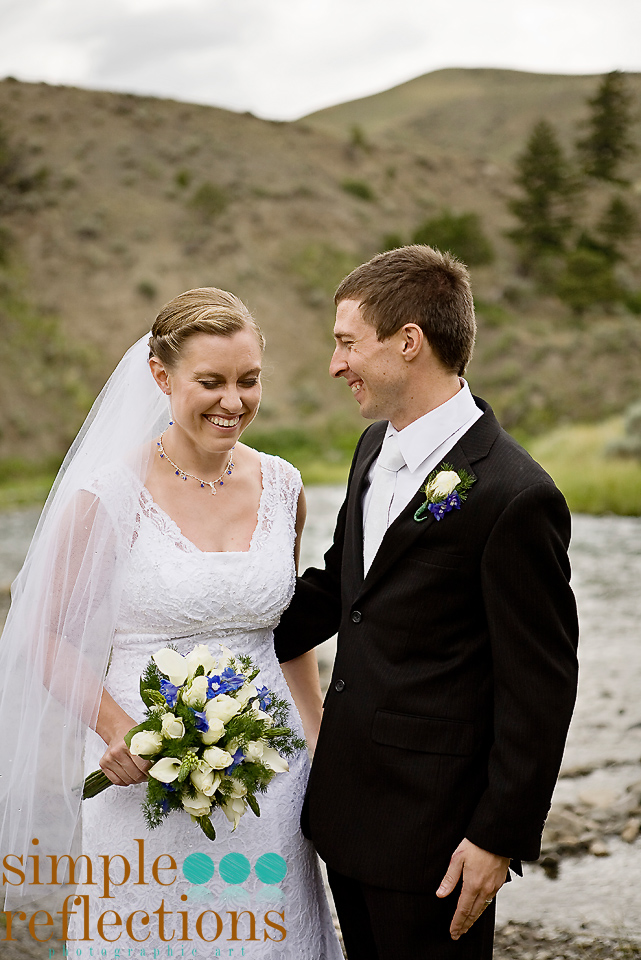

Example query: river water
[2,489,641,943]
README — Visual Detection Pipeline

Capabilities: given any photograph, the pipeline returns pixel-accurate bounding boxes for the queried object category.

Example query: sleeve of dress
[273,455,303,524]
[464,480,579,861]
[0,470,137,909]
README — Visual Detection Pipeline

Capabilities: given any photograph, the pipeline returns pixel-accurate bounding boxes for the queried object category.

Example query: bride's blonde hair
[149,287,265,366]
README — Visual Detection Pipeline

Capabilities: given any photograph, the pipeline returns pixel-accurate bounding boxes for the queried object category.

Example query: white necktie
[363,434,405,574]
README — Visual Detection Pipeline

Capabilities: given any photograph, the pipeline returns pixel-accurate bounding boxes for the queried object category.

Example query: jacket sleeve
[273,428,370,663]
[464,481,579,861]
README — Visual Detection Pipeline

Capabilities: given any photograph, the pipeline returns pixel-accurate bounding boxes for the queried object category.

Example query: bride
[0,287,343,957]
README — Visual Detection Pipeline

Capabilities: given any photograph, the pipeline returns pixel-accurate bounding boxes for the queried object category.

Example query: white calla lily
[185,643,217,678]
[220,796,246,830]
[129,730,163,756]
[216,644,236,671]
[152,648,189,686]
[261,746,289,774]
[148,757,182,783]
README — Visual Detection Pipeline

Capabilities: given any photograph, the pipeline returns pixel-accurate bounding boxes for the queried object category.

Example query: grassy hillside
[302,67,641,163]
[0,73,640,484]
[0,77,512,464]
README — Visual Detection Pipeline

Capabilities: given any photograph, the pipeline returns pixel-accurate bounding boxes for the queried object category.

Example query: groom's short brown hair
[334,244,476,376]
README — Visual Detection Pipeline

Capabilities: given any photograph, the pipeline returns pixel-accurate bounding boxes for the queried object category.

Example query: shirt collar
[386,380,480,473]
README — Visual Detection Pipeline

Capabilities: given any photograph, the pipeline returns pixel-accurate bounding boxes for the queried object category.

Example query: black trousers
[328,866,495,960]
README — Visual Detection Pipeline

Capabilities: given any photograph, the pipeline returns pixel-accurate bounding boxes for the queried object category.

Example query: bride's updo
[149,287,265,366]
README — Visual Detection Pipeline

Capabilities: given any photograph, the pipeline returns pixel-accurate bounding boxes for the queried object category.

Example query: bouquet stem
[83,770,113,799]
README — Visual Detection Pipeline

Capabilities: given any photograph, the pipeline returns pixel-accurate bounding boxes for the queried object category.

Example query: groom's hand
[436,838,509,940]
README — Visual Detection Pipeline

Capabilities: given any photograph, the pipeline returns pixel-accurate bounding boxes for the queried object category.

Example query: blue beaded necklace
[157,431,234,495]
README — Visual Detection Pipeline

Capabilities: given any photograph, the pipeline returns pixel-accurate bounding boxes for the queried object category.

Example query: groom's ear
[400,323,424,362]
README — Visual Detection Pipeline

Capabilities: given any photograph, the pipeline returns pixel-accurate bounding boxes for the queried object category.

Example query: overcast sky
[0,0,639,120]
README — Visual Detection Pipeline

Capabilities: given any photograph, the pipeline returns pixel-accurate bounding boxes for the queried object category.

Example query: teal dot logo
[219,853,250,885]
[255,853,287,884]
[182,853,215,885]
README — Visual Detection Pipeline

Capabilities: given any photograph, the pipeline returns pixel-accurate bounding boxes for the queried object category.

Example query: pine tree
[577,71,637,182]
[556,248,620,317]
[412,210,495,266]
[597,194,638,258]
[507,120,576,270]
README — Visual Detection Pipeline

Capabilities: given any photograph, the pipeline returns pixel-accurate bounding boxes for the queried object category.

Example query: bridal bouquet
[83,643,306,840]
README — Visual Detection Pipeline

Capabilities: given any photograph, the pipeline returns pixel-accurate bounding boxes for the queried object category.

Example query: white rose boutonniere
[415,463,476,522]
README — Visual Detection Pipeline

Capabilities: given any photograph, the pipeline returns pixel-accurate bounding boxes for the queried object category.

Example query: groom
[274,245,578,958]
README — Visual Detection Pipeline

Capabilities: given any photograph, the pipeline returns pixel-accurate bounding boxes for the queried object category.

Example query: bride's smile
[150,328,263,475]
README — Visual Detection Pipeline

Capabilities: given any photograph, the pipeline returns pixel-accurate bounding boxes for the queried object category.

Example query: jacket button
[334,679,345,692]
[351,610,362,623]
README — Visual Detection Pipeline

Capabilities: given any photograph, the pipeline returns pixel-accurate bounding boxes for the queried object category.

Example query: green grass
[247,425,356,486]
[0,474,55,510]
[0,456,60,510]
[297,460,350,485]
[526,417,641,515]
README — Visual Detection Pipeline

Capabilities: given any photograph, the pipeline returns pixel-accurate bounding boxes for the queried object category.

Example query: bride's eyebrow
[194,366,262,378]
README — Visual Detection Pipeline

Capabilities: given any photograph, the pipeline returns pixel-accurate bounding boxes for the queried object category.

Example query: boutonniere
[414,463,476,522]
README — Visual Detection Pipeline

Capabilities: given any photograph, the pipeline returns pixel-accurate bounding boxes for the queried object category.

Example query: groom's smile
[330,299,405,423]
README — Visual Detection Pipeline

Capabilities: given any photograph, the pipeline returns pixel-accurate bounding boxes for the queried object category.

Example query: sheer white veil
[0,332,170,908]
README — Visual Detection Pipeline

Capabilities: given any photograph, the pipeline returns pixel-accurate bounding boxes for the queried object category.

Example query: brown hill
[0,72,640,472]
[302,67,641,163]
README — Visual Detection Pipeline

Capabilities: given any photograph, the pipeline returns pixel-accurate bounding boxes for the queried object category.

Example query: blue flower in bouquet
[225,747,245,774]
[207,666,245,698]
[160,677,180,707]
[191,709,210,733]
[220,666,246,691]
[255,685,272,711]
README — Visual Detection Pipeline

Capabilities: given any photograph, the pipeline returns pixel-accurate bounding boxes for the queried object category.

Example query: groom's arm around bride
[274,245,579,960]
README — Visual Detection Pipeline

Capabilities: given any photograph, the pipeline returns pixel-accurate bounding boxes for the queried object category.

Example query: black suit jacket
[274,400,579,893]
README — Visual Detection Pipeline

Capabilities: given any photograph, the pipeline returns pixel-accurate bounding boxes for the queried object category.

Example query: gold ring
[484,898,494,904]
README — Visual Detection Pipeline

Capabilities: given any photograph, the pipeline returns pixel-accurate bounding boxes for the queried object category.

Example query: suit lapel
[343,421,386,592]
[356,401,500,598]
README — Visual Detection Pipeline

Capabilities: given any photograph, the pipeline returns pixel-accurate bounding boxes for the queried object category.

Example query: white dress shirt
[362,380,483,536]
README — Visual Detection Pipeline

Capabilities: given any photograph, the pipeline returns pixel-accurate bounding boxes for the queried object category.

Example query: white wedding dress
[69,452,343,959]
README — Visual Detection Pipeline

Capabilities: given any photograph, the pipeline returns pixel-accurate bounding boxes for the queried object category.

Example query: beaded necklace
[157,433,234,495]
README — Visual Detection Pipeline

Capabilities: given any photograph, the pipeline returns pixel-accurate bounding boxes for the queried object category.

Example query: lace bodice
[71,453,342,959]
[117,452,299,634]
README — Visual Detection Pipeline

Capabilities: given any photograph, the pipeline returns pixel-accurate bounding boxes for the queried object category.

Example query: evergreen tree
[577,71,637,182]
[412,210,494,266]
[556,248,620,316]
[596,194,638,259]
[507,120,576,270]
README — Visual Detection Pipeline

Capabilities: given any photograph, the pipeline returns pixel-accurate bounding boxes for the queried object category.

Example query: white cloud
[0,0,638,118]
